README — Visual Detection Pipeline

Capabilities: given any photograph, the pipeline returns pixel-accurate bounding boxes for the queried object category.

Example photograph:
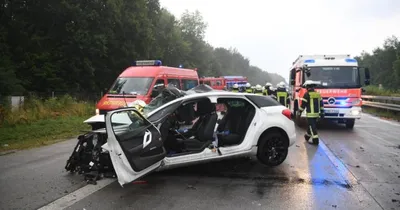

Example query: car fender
[254,106,296,147]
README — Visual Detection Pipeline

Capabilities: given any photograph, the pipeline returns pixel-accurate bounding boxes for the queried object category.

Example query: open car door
[105,108,166,186]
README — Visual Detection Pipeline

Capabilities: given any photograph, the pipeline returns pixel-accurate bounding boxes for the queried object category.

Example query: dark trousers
[305,117,319,141]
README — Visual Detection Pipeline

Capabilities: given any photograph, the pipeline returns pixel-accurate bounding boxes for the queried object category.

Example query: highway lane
[318,113,400,210]
[0,139,87,210]
[0,113,398,210]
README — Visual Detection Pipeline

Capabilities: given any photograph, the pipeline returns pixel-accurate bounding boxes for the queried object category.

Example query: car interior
[216,98,256,147]
[161,97,256,157]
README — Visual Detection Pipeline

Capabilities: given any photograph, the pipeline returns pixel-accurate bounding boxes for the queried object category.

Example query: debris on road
[347,164,360,168]
[332,204,337,208]
[296,145,300,147]
[186,184,197,190]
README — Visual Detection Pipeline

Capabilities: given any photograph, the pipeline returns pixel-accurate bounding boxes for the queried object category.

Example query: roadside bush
[0,95,93,126]
[364,85,400,97]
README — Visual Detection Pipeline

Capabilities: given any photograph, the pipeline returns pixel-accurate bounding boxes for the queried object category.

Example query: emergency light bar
[304,59,315,63]
[345,58,357,63]
[133,60,162,66]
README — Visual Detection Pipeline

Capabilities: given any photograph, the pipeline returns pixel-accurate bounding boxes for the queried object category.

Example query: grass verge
[0,116,91,152]
[0,95,95,152]
[363,107,400,122]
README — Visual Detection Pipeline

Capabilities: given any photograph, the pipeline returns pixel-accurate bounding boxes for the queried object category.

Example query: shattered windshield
[108,77,154,95]
[305,66,361,88]
[142,85,185,115]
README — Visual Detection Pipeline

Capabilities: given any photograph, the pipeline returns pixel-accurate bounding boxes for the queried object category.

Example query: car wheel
[257,132,288,167]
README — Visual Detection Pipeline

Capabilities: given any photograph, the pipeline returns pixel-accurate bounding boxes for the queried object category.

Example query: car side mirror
[359,67,370,86]
[362,88,366,93]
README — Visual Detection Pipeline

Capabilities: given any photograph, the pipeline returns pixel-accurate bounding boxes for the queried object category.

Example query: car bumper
[301,106,361,119]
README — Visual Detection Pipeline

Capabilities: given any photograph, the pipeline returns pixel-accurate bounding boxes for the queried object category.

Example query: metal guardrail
[361,95,400,111]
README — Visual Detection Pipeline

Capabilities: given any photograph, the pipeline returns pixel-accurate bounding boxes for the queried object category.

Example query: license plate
[325,109,339,113]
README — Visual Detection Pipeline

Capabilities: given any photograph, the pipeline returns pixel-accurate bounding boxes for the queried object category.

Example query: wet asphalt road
[0,113,399,210]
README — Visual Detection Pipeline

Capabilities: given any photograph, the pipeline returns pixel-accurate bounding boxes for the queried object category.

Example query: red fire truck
[200,76,248,90]
[289,55,370,129]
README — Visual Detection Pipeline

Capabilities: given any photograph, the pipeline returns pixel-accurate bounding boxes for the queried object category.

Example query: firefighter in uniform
[275,82,290,108]
[254,84,263,95]
[263,82,273,96]
[298,80,324,145]
[251,85,256,93]
[231,84,239,93]
[245,83,253,93]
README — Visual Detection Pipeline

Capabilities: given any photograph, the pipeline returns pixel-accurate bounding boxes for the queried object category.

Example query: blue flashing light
[345,58,357,63]
[133,60,162,66]
[304,59,315,63]
[179,64,183,68]
[340,101,347,105]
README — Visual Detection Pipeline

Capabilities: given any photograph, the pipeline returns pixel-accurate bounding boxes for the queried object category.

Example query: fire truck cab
[289,55,370,129]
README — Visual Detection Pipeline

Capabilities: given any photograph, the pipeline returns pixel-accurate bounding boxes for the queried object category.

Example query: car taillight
[282,109,292,120]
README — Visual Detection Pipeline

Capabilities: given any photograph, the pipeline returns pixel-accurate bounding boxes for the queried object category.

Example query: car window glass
[167,79,181,89]
[182,79,198,90]
[245,95,281,107]
[146,101,181,123]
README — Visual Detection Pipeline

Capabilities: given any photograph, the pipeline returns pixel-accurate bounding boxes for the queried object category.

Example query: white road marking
[37,178,115,210]
[318,140,359,186]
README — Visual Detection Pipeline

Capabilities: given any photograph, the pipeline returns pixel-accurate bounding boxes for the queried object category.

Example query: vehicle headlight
[95,108,99,115]
[351,110,360,115]
[352,99,361,105]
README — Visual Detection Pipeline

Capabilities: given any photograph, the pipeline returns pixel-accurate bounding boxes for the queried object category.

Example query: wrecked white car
[65,85,296,186]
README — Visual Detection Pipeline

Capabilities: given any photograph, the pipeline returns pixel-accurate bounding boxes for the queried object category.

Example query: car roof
[119,66,198,78]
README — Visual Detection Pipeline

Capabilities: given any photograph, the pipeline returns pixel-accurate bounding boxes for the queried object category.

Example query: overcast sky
[159,0,400,81]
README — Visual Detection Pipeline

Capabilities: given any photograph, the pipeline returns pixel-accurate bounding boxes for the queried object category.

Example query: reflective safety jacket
[276,89,290,108]
[263,86,273,96]
[254,89,263,95]
[231,88,239,93]
[245,88,253,93]
[299,90,324,118]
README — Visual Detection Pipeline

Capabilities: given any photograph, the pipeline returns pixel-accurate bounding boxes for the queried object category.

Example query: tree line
[0,0,285,97]
[355,36,400,90]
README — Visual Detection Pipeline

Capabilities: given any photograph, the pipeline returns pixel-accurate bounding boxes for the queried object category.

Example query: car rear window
[245,95,281,107]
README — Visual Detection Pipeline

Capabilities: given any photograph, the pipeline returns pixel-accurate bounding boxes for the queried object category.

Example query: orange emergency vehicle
[289,55,370,129]
[96,60,199,115]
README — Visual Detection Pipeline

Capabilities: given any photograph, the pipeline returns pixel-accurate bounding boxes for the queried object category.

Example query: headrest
[196,99,215,116]
[176,103,195,122]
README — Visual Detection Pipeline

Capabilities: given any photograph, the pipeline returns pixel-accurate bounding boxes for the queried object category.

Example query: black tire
[345,119,355,129]
[257,132,289,167]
